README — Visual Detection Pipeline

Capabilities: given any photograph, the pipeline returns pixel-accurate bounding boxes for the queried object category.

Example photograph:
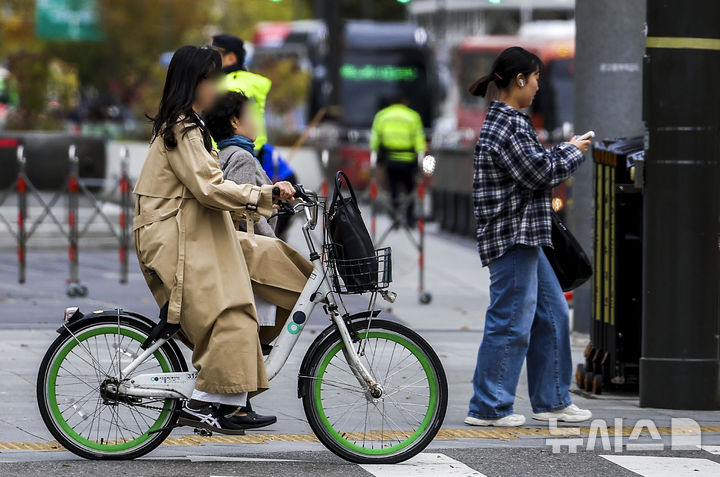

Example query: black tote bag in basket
[327,171,379,292]
[543,211,592,292]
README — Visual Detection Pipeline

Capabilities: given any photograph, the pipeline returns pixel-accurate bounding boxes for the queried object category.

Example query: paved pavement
[0,166,719,474]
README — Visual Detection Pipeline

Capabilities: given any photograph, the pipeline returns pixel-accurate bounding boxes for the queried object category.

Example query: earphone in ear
[519,79,525,87]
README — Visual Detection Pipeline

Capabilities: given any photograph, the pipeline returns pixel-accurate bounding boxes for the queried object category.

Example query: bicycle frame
[117,191,383,401]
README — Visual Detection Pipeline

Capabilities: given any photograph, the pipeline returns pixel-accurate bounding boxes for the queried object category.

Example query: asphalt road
[1,217,720,475]
[1,448,720,476]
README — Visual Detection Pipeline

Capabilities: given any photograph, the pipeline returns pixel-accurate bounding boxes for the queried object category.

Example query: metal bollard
[321,149,329,231]
[66,145,87,297]
[369,150,378,240]
[119,146,130,284]
[418,154,434,305]
[16,145,27,284]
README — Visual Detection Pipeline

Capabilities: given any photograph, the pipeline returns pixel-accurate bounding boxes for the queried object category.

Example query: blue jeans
[468,244,573,419]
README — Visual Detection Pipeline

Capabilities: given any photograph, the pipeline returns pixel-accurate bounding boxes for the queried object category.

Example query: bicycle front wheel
[302,319,448,464]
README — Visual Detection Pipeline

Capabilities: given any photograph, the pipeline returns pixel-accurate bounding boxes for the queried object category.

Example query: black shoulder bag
[327,171,378,292]
[543,211,593,292]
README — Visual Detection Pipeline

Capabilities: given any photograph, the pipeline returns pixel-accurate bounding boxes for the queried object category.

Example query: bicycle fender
[56,308,154,335]
[56,308,188,372]
[296,310,381,398]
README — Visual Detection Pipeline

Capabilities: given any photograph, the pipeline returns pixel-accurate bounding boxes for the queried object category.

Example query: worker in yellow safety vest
[370,94,426,227]
[212,34,272,152]
[211,34,298,239]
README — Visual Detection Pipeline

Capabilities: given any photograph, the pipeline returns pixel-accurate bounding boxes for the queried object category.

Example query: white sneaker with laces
[532,403,592,423]
[464,414,526,427]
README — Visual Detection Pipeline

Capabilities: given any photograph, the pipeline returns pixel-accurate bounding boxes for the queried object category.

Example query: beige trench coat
[133,120,274,394]
[236,232,314,344]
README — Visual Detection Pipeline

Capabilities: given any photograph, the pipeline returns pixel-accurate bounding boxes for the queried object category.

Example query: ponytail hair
[468,46,543,98]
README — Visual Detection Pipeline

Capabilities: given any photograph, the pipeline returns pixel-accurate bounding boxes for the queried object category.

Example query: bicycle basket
[324,244,392,294]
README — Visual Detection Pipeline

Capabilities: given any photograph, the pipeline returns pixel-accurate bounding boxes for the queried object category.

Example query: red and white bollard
[320,149,329,231]
[66,145,87,297]
[118,146,131,284]
[369,150,378,240]
[16,145,27,284]
[417,154,434,305]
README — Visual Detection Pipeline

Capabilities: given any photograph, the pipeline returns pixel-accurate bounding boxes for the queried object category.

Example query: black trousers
[385,161,417,227]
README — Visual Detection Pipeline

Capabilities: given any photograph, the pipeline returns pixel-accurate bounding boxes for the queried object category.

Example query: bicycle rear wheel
[301,319,448,464]
[36,316,184,459]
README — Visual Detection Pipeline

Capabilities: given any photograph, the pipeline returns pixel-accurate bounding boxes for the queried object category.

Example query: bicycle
[36,184,448,463]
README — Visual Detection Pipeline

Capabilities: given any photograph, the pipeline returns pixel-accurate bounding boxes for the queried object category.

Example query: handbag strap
[331,170,359,209]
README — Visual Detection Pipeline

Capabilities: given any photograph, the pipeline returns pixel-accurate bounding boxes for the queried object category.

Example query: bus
[250,20,441,189]
[335,21,441,188]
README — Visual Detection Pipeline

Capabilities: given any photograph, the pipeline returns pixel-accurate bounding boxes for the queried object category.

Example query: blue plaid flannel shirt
[473,101,585,266]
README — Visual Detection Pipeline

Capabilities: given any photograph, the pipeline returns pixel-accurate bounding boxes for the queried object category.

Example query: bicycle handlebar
[270,184,318,219]
[272,184,313,203]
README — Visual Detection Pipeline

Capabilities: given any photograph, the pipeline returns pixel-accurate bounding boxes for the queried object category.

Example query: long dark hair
[149,45,222,152]
[468,46,543,98]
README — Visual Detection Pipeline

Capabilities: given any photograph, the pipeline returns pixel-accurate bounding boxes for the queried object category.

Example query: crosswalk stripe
[600,455,720,476]
[699,445,720,455]
[360,453,486,477]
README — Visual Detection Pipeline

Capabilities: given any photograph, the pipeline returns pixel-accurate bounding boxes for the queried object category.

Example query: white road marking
[187,455,305,463]
[360,453,485,477]
[601,455,720,476]
[699,445,720,455]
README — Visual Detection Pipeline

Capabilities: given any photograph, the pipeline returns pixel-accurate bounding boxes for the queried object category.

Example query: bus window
[532,58,574,136]
[457,52,497,110]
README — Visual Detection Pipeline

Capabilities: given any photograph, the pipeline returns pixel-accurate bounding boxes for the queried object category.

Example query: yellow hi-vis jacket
[370,103,426,163]
[220,70,272,150]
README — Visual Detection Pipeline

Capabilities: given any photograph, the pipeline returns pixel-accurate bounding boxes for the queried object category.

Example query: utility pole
[640,0,720,409]
[572,1,646,334]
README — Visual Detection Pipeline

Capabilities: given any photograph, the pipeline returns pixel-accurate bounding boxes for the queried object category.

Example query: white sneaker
[464,414,526,427]
[532,403,592,423]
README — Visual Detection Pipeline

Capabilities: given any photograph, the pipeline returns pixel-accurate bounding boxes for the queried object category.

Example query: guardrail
[0,144,132,297]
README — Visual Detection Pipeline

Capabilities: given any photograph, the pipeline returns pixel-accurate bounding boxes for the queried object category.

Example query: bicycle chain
[111,394,180,413]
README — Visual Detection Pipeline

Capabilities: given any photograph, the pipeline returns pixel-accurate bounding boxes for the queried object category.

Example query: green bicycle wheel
[301,319,448,464]
[36,316,184,459]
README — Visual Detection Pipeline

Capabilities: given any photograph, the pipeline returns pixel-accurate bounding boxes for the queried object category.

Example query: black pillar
[640,0,720,409]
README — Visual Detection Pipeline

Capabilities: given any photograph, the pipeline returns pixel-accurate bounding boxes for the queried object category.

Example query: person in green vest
[370,93,427,228]
[212,34,272,151]
[211,34,298,238]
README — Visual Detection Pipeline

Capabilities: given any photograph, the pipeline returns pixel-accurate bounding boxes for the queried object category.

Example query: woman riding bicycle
[203,90,314,420]
[133,45,295,434]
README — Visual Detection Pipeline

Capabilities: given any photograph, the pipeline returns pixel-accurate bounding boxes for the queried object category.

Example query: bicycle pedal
[194,427,213,437]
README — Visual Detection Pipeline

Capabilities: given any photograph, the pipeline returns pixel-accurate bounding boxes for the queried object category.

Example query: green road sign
[35,0,103,41]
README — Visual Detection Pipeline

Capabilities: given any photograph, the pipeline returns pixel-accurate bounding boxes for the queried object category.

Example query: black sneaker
[217,400,277,430]
[178,401,246,435]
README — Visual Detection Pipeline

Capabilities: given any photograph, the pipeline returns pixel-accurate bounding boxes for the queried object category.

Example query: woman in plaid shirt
[464,47,593,427]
